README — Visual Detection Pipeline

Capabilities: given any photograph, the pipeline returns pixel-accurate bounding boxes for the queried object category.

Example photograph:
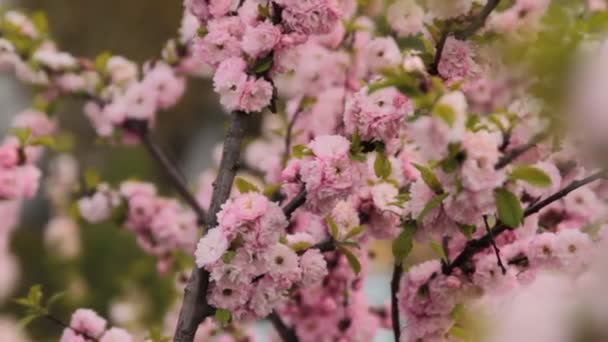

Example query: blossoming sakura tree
[3,0,608,341]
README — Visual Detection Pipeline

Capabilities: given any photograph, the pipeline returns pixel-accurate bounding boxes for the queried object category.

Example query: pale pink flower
[299,249,328,286]
[387,0,424,37]
[263,243,302,282]
[195,228,230,267]
[241,22,282,58]
[69,309,107,339]
[99,328,132,342]
[142,62,185,109]
[365,37,402,72]
[239,77,273,113]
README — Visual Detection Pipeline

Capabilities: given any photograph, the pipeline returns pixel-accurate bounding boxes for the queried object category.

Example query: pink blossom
[241,22,282,58]
[142,62,186,110]
[437,37,478,83]
[78,191,114,224]
[12,110,56,138]
[99,328,132,342]
[386,0,424,37]
[208,278,252,311]
[0,143,19,168]
[300,248,328,286]
[345,87,411,143]
[365,37,402,72]
[68,309,107,340]
[263,243,302,283]
[281,0,341,35]
[239,77,273,113]
[195,228,230,267]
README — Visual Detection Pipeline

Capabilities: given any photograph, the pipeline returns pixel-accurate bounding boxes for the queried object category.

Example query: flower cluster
[60,308,133,342]
[78,181,198,272]
[194,192,327,319]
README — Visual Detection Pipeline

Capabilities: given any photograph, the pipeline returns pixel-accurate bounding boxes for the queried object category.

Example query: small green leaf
[451,303,466,322]
[251,54,273,75]
[429,240,448,260]
[28,285,43,307]
[508,166,552,188]
[94,51,112,73]
[30,135,56,149]
[338,246,361,275]
[10,127,31,145]
[215,309,232,325]
[290,241,312,252]
[416,193,449,225]
[84,169,101,190]
[326,216,340,240]
[234,177,260,193]
[494,188,523,229]
[434,103,456,127]
[344,225,366,240]
[45,292,65,311]
[392,222,416,265]
[413,163,443,194]
[222,251,236,264]
[448,326,469,340]
[457,223,476,239]
[374,153,392,179]
[19,314,40,328]
[292,144,313,159]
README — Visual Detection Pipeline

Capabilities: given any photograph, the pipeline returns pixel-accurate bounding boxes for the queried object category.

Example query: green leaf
[214,309,232,325]
[413,163,443,194]
[234,177,260,193]
[416,193,449,225]
[19,314,40,329]
[451,303,466,322]
[374,153,392,179]
[94,51,112,73]
[10,127,31,145]
[494,188,523,229]
[251,54,273,75]
[45,292,65,311]
[30,135,56,149]
[457,223,476,239]
[429,240,448,260]
[508,166,552,188]
[292,144,313,159]
[338,246,361,275]
[222,251,236,264]
[448,326,470,341]
[326,216,340,240]
[290,241,312,252]
[344,225,366,240]
[392,222,416,265]
[84,169,101,190]
[30,11,49,34]
[28,285,43,307]
[434,104,456,127]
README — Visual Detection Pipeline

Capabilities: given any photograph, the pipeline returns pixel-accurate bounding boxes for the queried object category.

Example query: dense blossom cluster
[194,192,327,319]
[2,1,608,342]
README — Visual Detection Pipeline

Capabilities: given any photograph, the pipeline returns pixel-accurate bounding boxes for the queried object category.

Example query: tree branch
[429,0,501,75]
[282,189,306,219]
[390,264,403,342]
[173,111,248,342]
[125,120,207,226]
[443,170,606,275]
[282,109,303,167]
[483,215,506,274]
[454,0,502,40]
[268,311,298,342]
[495,132,548,169]
[45,314,99,342]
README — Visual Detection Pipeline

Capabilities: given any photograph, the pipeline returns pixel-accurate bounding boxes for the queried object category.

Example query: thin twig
[282,109,303,167]
[45,314,99,341]
[454,0,502,40]
[495,132,548,169]
[297,239,336,256]
[173,111,248,342]
[390,264,403,341]
[268,311,298,342]
[443,170,606,275]
[282,189,306,219]
[125,120,207,226]
[483,216,506,274]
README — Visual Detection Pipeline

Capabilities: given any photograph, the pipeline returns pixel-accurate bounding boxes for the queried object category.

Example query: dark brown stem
[173,111,248,342]
[46,314,99,341]
[126,120,207,226]
[495,132,548,169]
[282,189,306,219]
[390,264,403,341]
[443,170,606,275]
[269,311,298,342]
[454,0,502,40]
[483,215,506,274]
[429,29,449,76]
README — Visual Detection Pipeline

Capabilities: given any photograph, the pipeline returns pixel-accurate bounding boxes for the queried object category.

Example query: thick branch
[173,111,248,342]
[125,120,207,226]
[269,311,298,342]
[390,264,403,342]
[429,29,449,76]
[443,170,606,275]
[282,189,307,219]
